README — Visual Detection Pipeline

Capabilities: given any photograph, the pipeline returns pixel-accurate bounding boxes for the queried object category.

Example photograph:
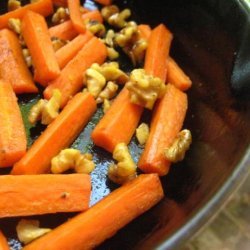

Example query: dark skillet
[0,0,250,249]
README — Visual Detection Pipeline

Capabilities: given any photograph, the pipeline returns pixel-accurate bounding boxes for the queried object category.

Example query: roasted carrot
[68,0,86,33]
[0,231,9,250]
[11,92,96,175]
[23,174,164,250]
[22,11,60,86]
[44,37,107,107]
[94,0,112,5]
[56,32,93,69]
[167,57,192,91]
[0,0,53,30]
[144,24,173,82]
[49,10,103,40]
[92,88,143,153]
[0,29,38,94]
[0,80,27,168]
[138,84,188,176]
[52,0,67,6]
[0,174,91,218]
[138,24,151,40]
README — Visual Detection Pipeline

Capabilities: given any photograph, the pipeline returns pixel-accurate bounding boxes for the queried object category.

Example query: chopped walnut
[96,81,118,103]
[101,5,119,21]
[164,129,192,163]
[126,69,166,109]
[136,123,149,145]
[51,37,67,51]
[51,149,95,174]
[8,18,21,34]
[103,29,116,47]
[129,38,148,65]
[86,20,106,37]
[16,219,51,245]
[108,143,137,185]
[102,98,111,113]
[22,48,33,68]
[28,89,62,125]
[52,7,69,24]
[108,9,131,28]
[8,0,21,11]
[107,47,119,60]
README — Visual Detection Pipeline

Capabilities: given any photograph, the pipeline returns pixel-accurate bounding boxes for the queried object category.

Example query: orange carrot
[44,37,107,107]
[49,10,103,40]
[23,174,164,250]
[0,80,27,168]
[0,29,38,94]
[167,57,192,91]
[91,88,143,153]
[0,174,91,218]
[94,0,112,5]
[144,24,173,82]
[11,92,96,175]
[68,0,86,33]
[52,0,67,6]
[0,0,53,29]
[0,231,9,250]
[138,24,151,40]
[56,32,93,69]
[22,11,60,86]
[138,84,188,176]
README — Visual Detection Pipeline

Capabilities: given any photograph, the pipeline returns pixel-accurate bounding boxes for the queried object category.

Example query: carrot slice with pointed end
[0,174,91,218]
[11,92,96,175]
[0,80,27,168]
[0,0,53,30]
[23,174,163,250]
[167,57,192,91]
[68,0,86,34]
[22,11,60,86]
[138,84,188,176]
[92,88,143,152]
[49,10,103,40]
[44,37,107,107]
[0,29,38,94]
[56,32,93,69]
[144,24,173,82]
[0,231,10,250]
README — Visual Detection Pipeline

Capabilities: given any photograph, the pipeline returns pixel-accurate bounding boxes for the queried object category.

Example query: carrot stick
[23,174,164,250]
[0,231,9,250]
[0,174,91,218]
[91,88,143,153]
[94,0,112,5]
[11,92,96,175]
[166,57,192,91]
[138,24,151,40]
[21,11,60,86]
[0,80,27,168]
[144,24,173,82]
[44,37,107,107]
[138,84,188,176]
[68,0,86,34]
[0,29,38,94]
[0,0,53,30]
[49,10,103,40]
[56,32,93,69]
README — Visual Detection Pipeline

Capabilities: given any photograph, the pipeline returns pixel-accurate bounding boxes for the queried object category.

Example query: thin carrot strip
[11,92,96,175]
[167,57,192,91]
[144,24,173,82]
[49,10,103,40]
[0,231,10,250]
[23,174,164,250]
[94,0,112,5]
[68,0,86,33]
[44,37,107,107]
[22,11,60,86]
[0,0,53,29]
[138,84,188,176]
[138,24,151,40]
[56,31,93,69]
[91,88,143,153]
[0,174,91,218]
[0,29,38,94]
[0,80,27,168]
